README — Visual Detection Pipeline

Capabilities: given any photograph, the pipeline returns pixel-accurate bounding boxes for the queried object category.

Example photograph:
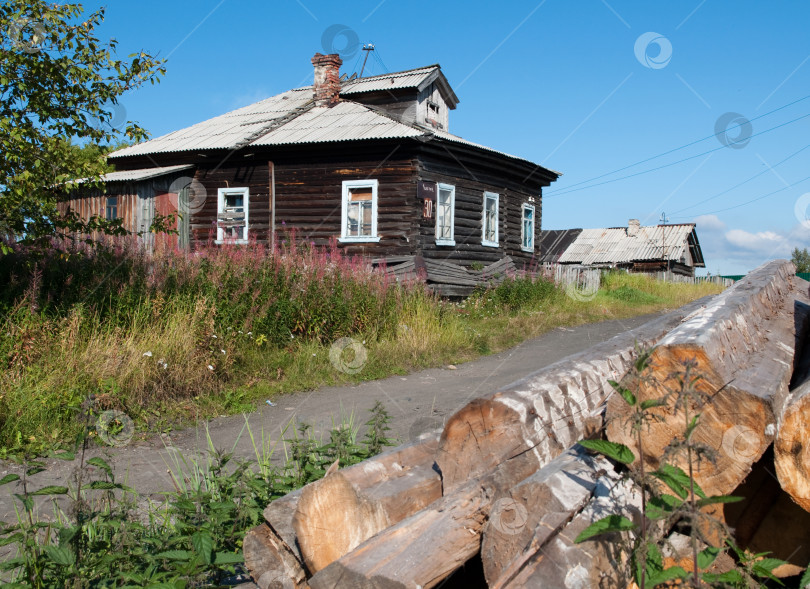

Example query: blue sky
[86,0,810,275]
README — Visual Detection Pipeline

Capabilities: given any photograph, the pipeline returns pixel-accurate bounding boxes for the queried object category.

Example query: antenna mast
[359,43,375,77]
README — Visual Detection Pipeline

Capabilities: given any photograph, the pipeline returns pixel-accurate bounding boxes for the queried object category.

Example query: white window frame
[216,187,249,244]
[340,179,380,243]
[521,203,535,252]
[481,191,499,247]
[435,183,455,246]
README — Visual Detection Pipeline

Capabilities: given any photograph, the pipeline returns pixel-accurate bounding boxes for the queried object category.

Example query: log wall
[416,151,542,269]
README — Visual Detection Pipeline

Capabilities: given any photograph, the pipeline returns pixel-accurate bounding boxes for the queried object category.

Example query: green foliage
[575,514,637,543]
[578,439,635,464]
[792,247,810,274]
[469,275,557,313]
[0,402,394,586]
[0,238,723,456]
[603,285,663,304]
[575,351,793,588]
[0,1,166,247]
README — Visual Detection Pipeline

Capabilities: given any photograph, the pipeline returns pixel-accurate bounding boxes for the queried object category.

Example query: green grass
[0,402,396,587]
[0,240,723,457]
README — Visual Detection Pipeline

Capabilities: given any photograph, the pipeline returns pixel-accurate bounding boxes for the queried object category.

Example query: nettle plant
[0,399,395,587]
[576,349,808,589]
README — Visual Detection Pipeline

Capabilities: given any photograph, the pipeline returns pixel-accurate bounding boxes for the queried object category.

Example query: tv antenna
[359,43,375,77]
[659,212,669,224]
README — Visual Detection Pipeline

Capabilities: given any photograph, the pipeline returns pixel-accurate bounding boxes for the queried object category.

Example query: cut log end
[243,523,308,589]
[293,471,390,574]
[435,397,521,492]
[775,390,810,512]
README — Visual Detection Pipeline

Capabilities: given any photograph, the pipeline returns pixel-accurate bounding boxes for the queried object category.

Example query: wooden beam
[500,469,639,588]
[606,260,805,497]
[776,366,810,512]
[434,295,714,493]
[308,449,546,589]
[291,434,441,574]
[480,446,611,588]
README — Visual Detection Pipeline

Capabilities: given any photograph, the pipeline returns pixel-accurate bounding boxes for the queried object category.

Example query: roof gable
[340,65,459,109]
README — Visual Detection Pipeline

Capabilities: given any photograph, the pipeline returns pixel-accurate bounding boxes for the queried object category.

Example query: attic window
[340,179,380,243]
[426,100,442,129]
[217,187,249,243]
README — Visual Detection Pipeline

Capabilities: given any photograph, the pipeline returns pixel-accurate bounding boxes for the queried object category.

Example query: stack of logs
[244,259,810,588]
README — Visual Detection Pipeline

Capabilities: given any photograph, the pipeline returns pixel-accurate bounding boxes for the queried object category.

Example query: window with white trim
[482,191,499,247]
[521,203,535,252]
[217,187,249,243]
[435,183,455,245]
[340,179,379,242]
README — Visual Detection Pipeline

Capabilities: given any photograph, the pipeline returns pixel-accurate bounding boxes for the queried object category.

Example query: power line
[672,172,810,219]
[670,143,810,215]
[372,48,389,73]
[544,93,810,195]
[546,112,810,197]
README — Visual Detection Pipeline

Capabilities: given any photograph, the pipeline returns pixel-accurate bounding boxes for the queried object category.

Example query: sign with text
[418,181,437,219]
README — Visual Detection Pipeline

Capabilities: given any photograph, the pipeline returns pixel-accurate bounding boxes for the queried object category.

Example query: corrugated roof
[557,224,702,266]
[340,66,439,95]
[74,164,194,183]
[252,101,423,146]
[110,88,313,158]
[430,129,562,175]
[106,67,552,173]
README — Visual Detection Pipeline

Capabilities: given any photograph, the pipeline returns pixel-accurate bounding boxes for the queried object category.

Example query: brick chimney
[311,53,343,107]
[627,218,640,237]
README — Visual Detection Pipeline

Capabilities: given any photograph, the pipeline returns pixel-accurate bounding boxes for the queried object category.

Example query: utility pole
[660,212,670,280]
[359,44,375,77]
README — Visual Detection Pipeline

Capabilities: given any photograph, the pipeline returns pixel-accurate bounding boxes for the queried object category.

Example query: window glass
[436,184,454,243]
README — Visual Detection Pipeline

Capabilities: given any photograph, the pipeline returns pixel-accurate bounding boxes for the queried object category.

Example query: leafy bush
[470,275,558,312]
[0,402,394,587]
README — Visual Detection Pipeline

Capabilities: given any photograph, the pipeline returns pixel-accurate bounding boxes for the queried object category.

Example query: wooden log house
[60,53,560,296]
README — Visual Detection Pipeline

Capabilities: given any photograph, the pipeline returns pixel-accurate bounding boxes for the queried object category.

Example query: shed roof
[557,224,704,267]
[537,229,583,263]
[73,164,195,183]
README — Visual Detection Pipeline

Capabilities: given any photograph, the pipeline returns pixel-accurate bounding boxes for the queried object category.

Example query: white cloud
[694,214,726,232]
[726,229,789,254]
[692,217,810,275]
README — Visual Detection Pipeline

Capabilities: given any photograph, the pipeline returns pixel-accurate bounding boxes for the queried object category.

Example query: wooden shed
[543,220,706,277]
[66,53,561,295]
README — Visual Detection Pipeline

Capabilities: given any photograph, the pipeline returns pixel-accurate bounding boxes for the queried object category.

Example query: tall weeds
[0,238,722,454]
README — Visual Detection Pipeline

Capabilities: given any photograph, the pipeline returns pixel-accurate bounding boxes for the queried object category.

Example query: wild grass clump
[0,402,395,587]
[0,237,430,451]
[0,239,724,456]
[469,274,558,312]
